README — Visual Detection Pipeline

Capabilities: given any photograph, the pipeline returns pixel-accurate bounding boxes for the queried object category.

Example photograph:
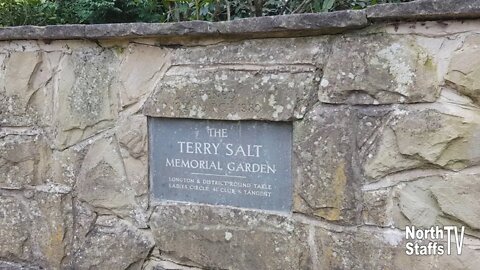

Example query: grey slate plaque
[149,118,292,212]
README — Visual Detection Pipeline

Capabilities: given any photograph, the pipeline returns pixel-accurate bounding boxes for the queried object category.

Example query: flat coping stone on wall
[0,10,367,41]
[367,0,480,21]
[1,0,480,41]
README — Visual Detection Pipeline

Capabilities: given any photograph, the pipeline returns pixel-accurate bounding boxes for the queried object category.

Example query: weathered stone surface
[395,176,444,228]
[293,105,360,224]
[149,204,311,270]
[362,126,424,180]
[392,109,480,170]
[0,195,30,262]
[432,245,480,270]
[319,34,439,104]
[0,135,51,189]
[315,227,404,269]
[114,43,169,107]
[143,258,203,270]
[356,106,423,180]
[50,144,87,188]
[316,226,480,270]
[446,34,480,105]
[362,189,391,226]
[117,115,147,160]
[0,51,58,126]
[0,261,42,270]
[72,215,154,270]
[4,51,41,108]
[70,199,96,260]
[0,190,72,269]
[55,47,119,149]
[362,107,480,180]
[0,11,367,41]
[384,19,480,37]
[394,173,480,234]
[172,36,331,66]
[144,66,320,120]
[76,136,147,227]
[0,118,92,190]
[367,0,480,21]
[431,175,480,230]
[117,115,149,209]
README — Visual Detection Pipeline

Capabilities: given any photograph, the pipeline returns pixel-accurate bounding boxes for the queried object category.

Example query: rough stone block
[4,51,41,105]
[117,115,149,209]
[315,228,403,269]
[393,173,480,235]
[143,66,320,121]
[392,109,479,170]
[362,189,391,226]
[446,34,480,106]
[114,43,169,108]
[319,34,439,104]
[76,136,147,227]
[72,215,154,270]
[0,135,51,189]
[355,106,422,180]
[0,261,42,270]
[55,47,119,149]
[49,144,87,189]
[293,105,360,224]
[315,227,480,270]
[171,36,330,66]
[0,51,58,126]
[362,106,480,180]
[149,204,311,270]
[0,190,72,269]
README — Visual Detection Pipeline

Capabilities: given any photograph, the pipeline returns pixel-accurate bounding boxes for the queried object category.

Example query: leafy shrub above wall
[0,0,413,26]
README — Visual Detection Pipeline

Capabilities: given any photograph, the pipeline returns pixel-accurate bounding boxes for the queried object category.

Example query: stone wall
[1,1,480,269]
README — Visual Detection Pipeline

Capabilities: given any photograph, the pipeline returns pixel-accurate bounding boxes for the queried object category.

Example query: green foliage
[0,0,57,26]
[0,0,414,26]
[56,0,115,24]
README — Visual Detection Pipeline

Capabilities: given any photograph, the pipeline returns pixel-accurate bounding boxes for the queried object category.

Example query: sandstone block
[172,36,330,66]
[117,115,149,208]
[115,43,169,107]
[0,261,42,270]
[76,136,147,227]
[0,190,72,269]
[55,48,119,149]
[293,105,360,224]
[72,215,154,270]
[394,174,480,234]
[143,66,320,120]
[149,204,311,270]
[4,52,41,108]
[0,51,58,126]
[0,135,51,189]
[315,226,480,270]
[445,34,480,105]
[315,228,402,269]
[362,107,480,180]
[362,189,391,226]
[356,106,424,180]
[319,34,439,104]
